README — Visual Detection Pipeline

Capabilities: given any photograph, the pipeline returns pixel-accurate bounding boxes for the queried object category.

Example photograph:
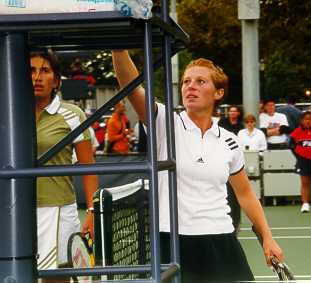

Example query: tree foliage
[177,0,311,103]
[177,0,242,103]
[62,0,311,104]
[259,0,311,101]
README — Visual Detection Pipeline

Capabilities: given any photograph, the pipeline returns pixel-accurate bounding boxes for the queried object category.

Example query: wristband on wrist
[86,207,94,213]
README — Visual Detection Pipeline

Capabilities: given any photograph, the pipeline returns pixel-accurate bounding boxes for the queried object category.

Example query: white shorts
[37,203,81,270]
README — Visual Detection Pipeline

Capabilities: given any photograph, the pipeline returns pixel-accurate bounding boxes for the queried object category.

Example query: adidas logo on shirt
[196,157,204,163]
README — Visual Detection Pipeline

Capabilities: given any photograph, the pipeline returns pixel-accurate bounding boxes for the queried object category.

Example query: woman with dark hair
[218,105,244,135]
[31,51,98,282]
[112,50,284,282]
[218,105,245,233]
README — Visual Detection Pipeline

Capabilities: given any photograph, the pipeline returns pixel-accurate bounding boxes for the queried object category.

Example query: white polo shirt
[156,104,244,235]
[259,112,289,144]
[237,128,267,151]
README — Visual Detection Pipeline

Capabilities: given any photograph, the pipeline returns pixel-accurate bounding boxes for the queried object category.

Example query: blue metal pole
[0,33,36,282]
[144,22,161,283]
[161,0,181,282]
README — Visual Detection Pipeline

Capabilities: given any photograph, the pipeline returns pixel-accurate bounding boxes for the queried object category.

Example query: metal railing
[0,1,189,282]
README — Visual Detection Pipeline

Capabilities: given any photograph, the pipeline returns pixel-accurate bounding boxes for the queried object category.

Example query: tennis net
[93,179,151,280]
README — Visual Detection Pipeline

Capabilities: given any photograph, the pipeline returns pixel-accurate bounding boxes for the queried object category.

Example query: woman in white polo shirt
[112,50,283,282]
[238,114,267,151]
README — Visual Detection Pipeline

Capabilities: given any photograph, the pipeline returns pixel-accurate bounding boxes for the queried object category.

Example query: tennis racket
[251,226,295,281]
[68,232,95,283]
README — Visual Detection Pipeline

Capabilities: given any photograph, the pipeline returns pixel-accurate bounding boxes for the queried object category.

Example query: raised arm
[112,50,147,123]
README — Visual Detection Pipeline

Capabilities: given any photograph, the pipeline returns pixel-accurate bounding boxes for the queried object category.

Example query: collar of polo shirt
[179,110,220,137]
[45,95,61,114]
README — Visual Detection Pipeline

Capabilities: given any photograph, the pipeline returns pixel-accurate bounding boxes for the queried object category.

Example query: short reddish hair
[182,59,228,93]
[181,58,229,108]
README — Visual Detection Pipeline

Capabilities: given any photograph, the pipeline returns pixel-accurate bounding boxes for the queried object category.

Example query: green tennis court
[79,202,311,282]
[239,204,311,282]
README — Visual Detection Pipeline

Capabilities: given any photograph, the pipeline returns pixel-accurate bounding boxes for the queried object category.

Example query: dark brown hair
[30,50,61,91]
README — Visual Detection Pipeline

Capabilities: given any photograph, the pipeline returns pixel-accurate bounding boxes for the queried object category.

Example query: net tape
[102,179,151,280]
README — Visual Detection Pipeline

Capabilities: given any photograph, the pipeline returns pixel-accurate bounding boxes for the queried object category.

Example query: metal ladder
[0,1,189,282]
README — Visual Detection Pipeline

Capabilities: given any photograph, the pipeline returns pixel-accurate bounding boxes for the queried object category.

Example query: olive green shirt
[37,95,90,206]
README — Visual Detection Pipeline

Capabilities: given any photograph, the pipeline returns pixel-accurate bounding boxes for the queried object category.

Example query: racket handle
[252,226,295,280]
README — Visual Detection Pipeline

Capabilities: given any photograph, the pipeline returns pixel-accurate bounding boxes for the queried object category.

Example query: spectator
[84,109,100,154]
[259,100,265,114]
[218,105,245,233]
[277,95,302,130]
[106,101,131,154]
[31,51,98,282]
[218,105,244,135]
[133,120,148,153]
[259,98,291,149]
[289,111,311,213]
[70,58,96,86]
[112,50,284,282]
[238,114,267,151]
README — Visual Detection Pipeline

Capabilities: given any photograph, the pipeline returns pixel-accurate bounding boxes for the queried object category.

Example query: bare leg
[301,175,311,204]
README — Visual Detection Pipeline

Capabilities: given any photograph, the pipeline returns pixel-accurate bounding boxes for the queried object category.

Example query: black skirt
[160,232,254,283]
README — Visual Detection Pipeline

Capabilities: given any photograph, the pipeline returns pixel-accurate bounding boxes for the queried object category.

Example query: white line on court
[255,275,311,279]
[239,236,311,240]
[253,280,311,283]
[254,275,311,282]
[240,226,311,231]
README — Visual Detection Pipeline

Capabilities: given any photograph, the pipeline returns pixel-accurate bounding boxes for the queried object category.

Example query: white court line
[241,226,311,231]
[255,275,311,279]
[253,280,311,283]
[239,236,311,240]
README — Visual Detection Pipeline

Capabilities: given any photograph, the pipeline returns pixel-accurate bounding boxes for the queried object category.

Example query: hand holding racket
[252,226,295,281]
[81,212,94,239]
[68,232,95,283]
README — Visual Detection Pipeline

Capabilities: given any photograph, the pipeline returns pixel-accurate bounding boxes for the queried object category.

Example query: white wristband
[86,207,94,213]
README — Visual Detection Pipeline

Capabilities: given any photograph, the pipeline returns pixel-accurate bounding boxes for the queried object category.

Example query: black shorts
[160,232,254,283]
[267,142,288,150]
[296,155,311,176]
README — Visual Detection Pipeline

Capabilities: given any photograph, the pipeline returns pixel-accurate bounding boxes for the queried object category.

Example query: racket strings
[271,257,295,280]
[251,226,295,281]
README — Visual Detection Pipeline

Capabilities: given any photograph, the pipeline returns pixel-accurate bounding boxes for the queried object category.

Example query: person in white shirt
[238,114,267,151]
[112,50,283,282]
[259,99,291,149]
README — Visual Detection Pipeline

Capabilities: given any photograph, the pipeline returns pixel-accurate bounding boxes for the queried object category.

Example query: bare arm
[229,169,284,265]
[112,50,147,123]
[266,127,280,137]
[75,140,99,238]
